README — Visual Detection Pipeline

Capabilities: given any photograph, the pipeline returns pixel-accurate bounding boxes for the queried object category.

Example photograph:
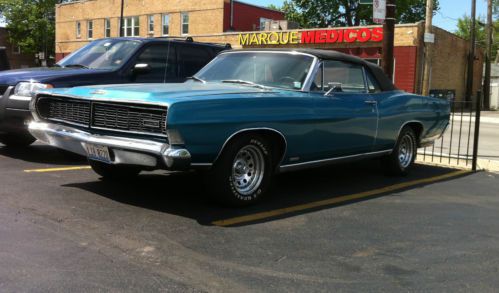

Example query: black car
[0,37,229,147]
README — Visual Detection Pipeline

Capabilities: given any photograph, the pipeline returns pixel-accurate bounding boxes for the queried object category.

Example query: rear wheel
[89,160,141,180]
[208,135,273,207]
[383,126,417,175]
[0,132,36,147]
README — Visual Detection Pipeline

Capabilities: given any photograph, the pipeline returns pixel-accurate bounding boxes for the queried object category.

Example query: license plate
[84,144,111,163]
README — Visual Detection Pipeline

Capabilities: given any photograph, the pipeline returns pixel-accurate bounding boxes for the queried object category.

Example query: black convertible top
[233,48,396,92]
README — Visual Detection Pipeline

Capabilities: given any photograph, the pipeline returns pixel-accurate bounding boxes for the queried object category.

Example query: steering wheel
[278,76,296,88]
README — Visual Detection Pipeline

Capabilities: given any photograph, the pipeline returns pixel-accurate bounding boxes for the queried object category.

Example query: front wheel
[383,127,417,175]
[0,132,36,147]
[89,160,141,180]
[208,135,273,207]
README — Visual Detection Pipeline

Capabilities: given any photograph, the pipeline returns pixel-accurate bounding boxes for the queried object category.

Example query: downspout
[230,0,234,31]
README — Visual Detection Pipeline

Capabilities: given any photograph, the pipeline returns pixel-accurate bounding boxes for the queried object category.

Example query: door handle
[364,100,377,105]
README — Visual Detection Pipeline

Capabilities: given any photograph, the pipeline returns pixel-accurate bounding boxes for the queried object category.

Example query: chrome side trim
[279,150,392,173]
[213,127,288,168]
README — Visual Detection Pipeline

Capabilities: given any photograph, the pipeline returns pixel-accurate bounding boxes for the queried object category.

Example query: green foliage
[0,0,57,58]
[270,0,440,28]
[455,14,499,58]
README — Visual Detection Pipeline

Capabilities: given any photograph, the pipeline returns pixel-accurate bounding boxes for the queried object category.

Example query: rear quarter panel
[375,91,450,150]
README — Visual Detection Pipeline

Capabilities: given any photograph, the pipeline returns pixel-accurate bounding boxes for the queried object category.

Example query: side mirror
[324,82,343,96]
[133,63,151,74]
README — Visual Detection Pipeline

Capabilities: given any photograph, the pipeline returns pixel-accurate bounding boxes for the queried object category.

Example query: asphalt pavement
[1,143,499,292]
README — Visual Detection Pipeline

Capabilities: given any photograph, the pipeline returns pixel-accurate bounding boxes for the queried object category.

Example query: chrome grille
[38,98,90,126]
[92,103,167,136]
[36,96,167,137]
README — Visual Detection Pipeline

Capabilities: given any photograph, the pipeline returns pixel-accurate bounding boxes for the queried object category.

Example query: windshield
[57,39,142,69]
[195,52,315,90]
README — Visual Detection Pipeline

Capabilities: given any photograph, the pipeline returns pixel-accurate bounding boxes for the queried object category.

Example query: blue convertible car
[28,49,450,206]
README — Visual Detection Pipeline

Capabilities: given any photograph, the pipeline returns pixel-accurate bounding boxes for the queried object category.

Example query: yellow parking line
[212,169,471,227]
[24,166,91,173]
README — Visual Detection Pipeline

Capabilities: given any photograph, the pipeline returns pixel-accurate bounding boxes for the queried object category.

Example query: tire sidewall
[394,127,417,173]
[213,135,273,206]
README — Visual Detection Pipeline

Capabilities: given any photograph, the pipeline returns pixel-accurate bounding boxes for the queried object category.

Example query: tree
[270,0,440,28]
[0,0,57,61]
[455,14,499,59]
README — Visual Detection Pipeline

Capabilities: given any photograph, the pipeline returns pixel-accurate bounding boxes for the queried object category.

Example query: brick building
[0,28,36,69]
[55,0,284,60]
[190,22,483,101]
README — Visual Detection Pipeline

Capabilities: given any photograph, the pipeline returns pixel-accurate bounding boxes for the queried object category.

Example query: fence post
[472,91,482,171]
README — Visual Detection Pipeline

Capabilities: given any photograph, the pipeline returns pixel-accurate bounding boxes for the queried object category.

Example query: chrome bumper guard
[28,121,191,170]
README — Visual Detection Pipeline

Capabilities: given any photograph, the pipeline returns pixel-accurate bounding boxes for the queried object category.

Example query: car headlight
[14,82,53,97]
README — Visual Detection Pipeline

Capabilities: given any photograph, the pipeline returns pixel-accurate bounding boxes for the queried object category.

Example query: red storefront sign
[239,27,383,46]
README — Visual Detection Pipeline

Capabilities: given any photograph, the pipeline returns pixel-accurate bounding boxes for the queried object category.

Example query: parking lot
[1,142,499,292]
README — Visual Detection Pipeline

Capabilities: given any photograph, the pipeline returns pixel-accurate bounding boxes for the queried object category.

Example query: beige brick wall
[56,0,225,54]
[426,26,483,101]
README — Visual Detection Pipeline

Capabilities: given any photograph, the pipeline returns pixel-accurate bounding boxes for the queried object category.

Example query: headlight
[14,82,53,97]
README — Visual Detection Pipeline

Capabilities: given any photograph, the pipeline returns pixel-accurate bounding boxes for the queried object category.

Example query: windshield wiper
[187,76,206,83]
[64,64,89,69]
[221,79,267,89]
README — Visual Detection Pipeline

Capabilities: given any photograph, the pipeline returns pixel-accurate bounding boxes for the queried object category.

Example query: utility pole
[381,0,396,80]
[119,0,124,37]
[422,0,434,96]
[483,0,493,110]
[465,0,477,103]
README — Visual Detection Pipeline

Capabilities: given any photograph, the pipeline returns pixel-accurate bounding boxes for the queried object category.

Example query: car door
[129,43,178,83]
[311,60,378,159]
[177,43,216,80]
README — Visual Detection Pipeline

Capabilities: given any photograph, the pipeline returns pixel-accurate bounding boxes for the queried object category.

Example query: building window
[181,12,189,35]
[76,21,81,38]
[121,16,140,37]
[162,14,170,36]
[87,20,93,39]
[148,15,154,34]
[259,18,271,31]
[104,18,111,38]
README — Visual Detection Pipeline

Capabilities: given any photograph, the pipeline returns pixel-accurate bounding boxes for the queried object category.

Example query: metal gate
[418,94,482,170]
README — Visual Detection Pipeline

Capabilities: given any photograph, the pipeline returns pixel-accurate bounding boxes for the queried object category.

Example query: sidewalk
[453,111,499,124]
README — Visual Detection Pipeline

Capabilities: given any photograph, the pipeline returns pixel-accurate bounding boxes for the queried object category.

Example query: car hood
[38,82,285,106]
[0,67,113,85]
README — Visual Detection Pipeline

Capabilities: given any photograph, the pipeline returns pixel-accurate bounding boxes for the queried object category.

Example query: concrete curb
[416,157,499,173]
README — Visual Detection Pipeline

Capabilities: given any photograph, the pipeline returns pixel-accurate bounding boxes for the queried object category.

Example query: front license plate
[85,144,111,163]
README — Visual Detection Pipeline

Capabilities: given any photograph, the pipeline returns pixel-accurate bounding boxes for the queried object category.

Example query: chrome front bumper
[28,121,191,170]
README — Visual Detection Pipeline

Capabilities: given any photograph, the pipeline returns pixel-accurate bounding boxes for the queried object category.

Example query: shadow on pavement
[0,143,87,165]
[62,160,470,227]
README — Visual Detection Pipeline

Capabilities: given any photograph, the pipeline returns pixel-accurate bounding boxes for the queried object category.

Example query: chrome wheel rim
[232,145,265,196]
[398,134,414,168]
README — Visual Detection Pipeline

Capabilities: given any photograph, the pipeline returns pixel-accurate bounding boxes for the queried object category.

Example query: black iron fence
[418,94,482,170]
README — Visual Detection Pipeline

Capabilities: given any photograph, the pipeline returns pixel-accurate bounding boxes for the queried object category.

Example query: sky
[250,0,489,33]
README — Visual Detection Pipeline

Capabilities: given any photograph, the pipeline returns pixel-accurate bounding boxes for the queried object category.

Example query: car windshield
[195,52,315,90]
[57,39,142,70]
